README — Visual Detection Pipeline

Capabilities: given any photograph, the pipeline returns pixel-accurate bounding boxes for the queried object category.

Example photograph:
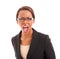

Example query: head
[16,6,35,33]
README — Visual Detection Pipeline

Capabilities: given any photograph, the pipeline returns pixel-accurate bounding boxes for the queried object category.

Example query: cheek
[29,21,34,26]
[17,21,22,27]
[18,23,21,26]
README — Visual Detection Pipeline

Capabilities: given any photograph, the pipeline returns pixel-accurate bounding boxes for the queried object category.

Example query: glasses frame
[17,17,34,21]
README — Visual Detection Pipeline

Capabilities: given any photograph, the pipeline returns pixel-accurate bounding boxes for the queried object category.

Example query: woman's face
[17,10,35,33]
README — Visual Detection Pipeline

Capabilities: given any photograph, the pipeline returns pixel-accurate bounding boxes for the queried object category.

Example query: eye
[27,17,33,20]
[18,18,25,20]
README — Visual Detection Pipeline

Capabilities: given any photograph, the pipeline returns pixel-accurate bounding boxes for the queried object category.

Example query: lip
[23,26,28,29]
[22,25,29,32]
[22,24,29,28]
[23,25,28,27]
[22,25,29,28]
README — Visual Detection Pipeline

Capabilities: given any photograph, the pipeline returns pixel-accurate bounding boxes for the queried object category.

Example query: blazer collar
[27,28,39,59]
[16,28,39,59]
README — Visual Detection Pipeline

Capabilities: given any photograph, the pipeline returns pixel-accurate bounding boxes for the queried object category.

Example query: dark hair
[16,6,35,20]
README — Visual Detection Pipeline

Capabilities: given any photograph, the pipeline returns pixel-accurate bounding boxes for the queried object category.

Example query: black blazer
[11,28,56,59]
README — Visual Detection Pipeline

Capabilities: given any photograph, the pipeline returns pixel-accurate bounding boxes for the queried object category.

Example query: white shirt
[20,45,30,59]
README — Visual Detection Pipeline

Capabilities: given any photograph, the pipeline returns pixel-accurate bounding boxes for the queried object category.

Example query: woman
[11,6,56,59]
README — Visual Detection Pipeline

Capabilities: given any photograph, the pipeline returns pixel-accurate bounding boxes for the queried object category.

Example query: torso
[20,44,30,59]
[20,29,33,58]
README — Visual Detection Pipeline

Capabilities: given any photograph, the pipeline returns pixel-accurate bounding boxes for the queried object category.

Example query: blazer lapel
[15,31,23,59]
[27,29,39,59]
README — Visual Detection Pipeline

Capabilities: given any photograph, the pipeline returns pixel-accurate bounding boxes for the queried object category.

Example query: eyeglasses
[17,17,33,21]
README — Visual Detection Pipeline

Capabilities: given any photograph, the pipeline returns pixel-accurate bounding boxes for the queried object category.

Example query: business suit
[11,28,56,59]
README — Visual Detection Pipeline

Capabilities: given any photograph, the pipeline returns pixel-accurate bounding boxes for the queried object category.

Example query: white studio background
[0,0,60,59]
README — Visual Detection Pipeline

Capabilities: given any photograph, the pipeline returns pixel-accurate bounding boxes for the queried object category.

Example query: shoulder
[33,28,51,44]
[11,34,18,40]
[33,28,49,39]
[34,29,52,48]
[38,32,49,40]
[11,33,20,45]
[35,30,52,47]
[12,34,19,40]
[37,32,50,42]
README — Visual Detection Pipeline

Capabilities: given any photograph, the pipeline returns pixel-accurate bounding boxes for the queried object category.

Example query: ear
[16,20,18,24]
[33,19,35,24]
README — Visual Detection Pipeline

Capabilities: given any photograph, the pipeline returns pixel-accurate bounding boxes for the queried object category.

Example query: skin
[17,10,35,45]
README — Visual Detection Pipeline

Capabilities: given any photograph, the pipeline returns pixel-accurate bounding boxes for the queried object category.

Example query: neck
[20,28,33,45]
[21,28,33,38]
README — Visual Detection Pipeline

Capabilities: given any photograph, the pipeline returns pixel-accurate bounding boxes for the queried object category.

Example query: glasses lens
[17,17,33,21]
[17,18,24,20]
[27,17,33,20]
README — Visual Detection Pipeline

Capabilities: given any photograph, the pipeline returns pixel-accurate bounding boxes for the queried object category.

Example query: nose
[23,19,28,23]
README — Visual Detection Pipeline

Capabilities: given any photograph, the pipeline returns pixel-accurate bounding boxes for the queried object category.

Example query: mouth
[22,25,29,32]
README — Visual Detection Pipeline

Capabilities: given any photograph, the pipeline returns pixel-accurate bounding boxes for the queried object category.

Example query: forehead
[18,10,32,18]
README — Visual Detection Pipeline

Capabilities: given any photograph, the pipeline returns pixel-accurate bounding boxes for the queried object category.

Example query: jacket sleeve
[11,37,15,49]
[11,37,17,58]
[44,35,56,59]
